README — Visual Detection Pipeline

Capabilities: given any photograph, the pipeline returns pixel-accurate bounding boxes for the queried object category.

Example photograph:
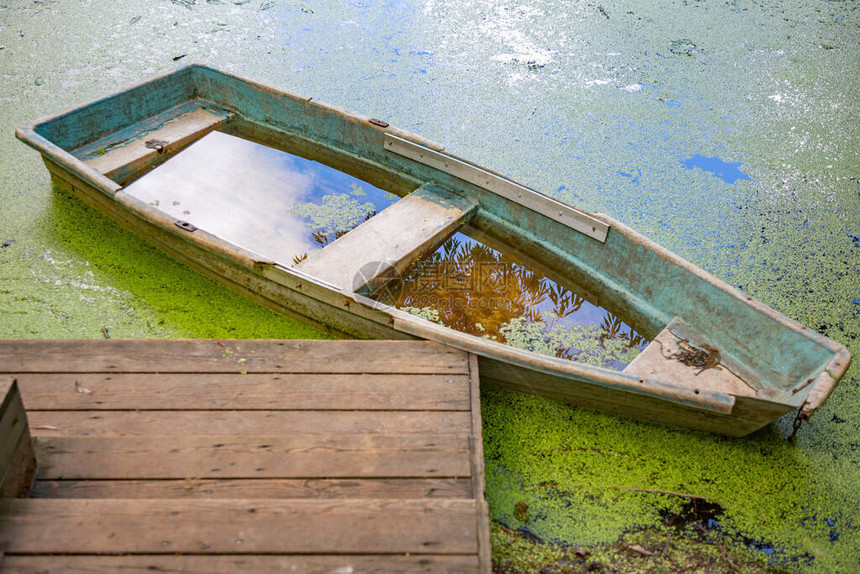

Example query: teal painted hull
[16,64,851,436]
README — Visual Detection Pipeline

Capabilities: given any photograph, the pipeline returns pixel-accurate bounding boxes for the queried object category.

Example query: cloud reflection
[123,131,395,264]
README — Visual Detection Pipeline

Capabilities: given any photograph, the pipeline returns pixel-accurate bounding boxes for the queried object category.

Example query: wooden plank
[0,432,36,499]
[0,498,479,554]
[0,554,481,573]
[16,372,470,411]
[0,340,469,375]
[34,434,472,479]
[0,378,25,473]
[81,106,229,184]
[624,320,761,396]
[467,355,492,574]
[0,378,36,498]
[297,183,478,292]
[27,410,472,436]
[384,133,609,242]
[31,477,472,499]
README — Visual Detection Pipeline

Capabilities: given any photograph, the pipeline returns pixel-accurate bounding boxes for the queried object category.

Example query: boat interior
[19,64,849,414]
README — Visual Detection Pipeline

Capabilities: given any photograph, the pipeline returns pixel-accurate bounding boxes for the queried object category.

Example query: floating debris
[514,501,531,522]
[658,332,722,376]
[75,381,94,394]
[669,39,699,56]
[145,139,168,152]
[627,543,653,556]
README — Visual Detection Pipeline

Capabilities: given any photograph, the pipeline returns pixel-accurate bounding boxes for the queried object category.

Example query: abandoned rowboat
[16,64,850,437]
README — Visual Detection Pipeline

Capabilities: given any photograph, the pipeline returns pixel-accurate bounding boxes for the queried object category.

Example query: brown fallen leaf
[33,425,58,430]
[75,381,94,394]
[628,544,654,556]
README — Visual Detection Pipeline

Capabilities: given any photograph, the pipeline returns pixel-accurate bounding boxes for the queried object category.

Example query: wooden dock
[0,339,490,573]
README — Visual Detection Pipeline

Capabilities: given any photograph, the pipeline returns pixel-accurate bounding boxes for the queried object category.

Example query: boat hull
[19,64,850,437]
[41,156,794,437]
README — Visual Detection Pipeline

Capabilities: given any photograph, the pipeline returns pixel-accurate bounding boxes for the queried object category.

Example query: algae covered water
[1,0,858,570]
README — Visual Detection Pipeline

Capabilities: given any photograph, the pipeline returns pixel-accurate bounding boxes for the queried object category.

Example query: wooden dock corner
[0,339,491,573]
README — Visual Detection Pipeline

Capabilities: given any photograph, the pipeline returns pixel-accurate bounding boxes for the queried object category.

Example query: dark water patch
[669,38,700,56]
[371,228,649,370]
[617,168,642,184]
[123,131,398,266]
[662,499,724,538]
[681,154,753,184]
[662,499,816,568]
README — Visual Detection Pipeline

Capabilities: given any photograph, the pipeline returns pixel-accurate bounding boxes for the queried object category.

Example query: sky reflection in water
[123,131,397,265]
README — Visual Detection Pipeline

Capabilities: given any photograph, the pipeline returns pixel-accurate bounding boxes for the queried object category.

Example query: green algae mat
[1,0,857,571]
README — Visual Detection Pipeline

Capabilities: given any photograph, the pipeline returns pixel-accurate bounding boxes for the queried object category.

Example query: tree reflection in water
[379,233,649,370]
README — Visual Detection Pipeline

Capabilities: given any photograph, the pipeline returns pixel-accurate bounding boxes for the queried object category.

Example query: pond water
[373,228,649,370]
[2,0,858,570]
[123,131,398,266]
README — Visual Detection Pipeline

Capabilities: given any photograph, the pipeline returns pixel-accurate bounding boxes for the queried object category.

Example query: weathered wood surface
[297,183,478,291]
[16,372,470,410]
[0,555,481,573]
[26,410,471,435]
[81,105,229,184]
[0,378,36,498]
[624,320,762,398]
[31,477,473,499]
[0,498,479,554]
[0,339,468,374]
[468,353,493,570]
[34,434,471,479]
[0,339,490,573]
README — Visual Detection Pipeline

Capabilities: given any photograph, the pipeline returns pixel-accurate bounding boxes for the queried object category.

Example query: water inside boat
[122,131,399,266]
[372,228,650,370]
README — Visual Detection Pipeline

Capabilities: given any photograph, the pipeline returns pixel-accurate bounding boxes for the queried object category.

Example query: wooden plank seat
[75,101,231,185]
[297,183,479,292]
[624,318,766,399]
[0,339,490,573]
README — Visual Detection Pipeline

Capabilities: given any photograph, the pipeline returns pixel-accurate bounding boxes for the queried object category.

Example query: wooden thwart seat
[297,183,478,292]
[624,318,763,398]
[76,102,231,185]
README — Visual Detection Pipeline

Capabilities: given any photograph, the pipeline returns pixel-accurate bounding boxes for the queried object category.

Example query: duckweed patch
[2,0,859,571]
[290,193,377,237]
[491,522,778,573]
[481,382,860,571]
